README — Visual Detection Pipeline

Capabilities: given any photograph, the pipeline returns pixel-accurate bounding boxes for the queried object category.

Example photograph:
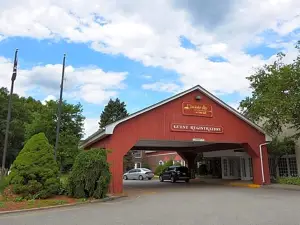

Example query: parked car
[123,168,154,180]
[159,165,191,183]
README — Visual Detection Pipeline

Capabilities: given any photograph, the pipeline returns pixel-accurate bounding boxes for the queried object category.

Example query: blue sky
[0,0,299,137]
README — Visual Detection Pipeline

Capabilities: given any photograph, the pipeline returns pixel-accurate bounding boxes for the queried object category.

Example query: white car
[123,168,154,180]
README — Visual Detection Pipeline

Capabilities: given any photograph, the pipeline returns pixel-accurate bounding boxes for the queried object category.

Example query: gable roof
[81,85,270,148]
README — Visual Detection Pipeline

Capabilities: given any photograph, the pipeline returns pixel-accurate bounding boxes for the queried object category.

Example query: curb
[227,183,261,188]
[262,185,300,192]
[199,180,261,189]
[0,195,127,216]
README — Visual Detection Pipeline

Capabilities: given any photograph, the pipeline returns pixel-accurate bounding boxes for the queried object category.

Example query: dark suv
[159,166,191,183]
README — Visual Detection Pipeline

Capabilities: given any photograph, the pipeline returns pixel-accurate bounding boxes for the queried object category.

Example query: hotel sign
[171,123,223,134]
[182,102,213,117]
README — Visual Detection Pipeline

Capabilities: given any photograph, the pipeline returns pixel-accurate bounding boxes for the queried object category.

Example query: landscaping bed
[0,194,79,212]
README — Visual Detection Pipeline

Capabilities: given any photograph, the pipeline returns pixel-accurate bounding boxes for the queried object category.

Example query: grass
[35,199,68,208]
[76,198,88,203]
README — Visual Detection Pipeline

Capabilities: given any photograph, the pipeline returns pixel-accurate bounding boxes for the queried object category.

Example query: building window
[133,151,142,158]
[249,158,253,178]
[278,158,288,177]
[269,155,298,178]
[288,157,298,177]
[135,162,141,168]
[223,159,228,177]
[229,159,234,176]
[241,158,246,177]
[159,160,164,166]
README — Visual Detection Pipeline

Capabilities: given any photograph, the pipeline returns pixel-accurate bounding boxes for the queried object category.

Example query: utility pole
[54,54,66,161]
[1,49,18,176]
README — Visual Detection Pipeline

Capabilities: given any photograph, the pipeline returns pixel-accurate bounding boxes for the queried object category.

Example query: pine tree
[99,98,129,128]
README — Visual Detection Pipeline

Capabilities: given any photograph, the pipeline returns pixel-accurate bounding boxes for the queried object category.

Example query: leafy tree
[8,133,60,199]
[0,88,43,169]
[25,100,85,172]
[99,98,129,128]
[239,41,300,137]
[68,148,111,199]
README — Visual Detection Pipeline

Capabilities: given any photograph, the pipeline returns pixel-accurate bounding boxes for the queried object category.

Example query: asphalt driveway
[1,180,300,225]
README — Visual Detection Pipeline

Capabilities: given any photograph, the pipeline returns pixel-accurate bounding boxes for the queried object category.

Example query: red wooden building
[81,85,271,193]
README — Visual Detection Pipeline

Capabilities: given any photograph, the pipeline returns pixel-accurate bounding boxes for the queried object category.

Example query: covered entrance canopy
[81,85,271,193]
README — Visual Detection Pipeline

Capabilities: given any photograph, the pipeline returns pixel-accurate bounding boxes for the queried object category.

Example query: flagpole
[1,49,18,176]
[54,54,66,161]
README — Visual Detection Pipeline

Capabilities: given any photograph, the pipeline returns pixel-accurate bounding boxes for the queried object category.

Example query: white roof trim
[81,85,270,148]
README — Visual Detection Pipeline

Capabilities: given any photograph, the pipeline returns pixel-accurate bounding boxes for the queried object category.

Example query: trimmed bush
[68,148,111,199]
[8,133,60,199]
[277,177,300,185]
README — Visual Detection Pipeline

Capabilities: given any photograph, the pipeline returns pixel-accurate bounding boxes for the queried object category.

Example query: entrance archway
[81,85,271,194]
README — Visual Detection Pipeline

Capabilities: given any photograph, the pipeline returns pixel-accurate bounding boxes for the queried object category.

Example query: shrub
[154,165,163,175]
[68,148,111,199]
[8,133,60,199]
[0,176,9,194]
[277,177,300,185]
[59,174,69,195]
[154,160,174,175]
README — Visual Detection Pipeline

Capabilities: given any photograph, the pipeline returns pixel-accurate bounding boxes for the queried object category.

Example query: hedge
[68,148,111,199]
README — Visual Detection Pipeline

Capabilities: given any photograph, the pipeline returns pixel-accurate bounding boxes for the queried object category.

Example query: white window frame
[269,155,298,178]
[135,162,141,169]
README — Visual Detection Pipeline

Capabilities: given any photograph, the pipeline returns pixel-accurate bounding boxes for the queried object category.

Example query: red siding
[89,89,270,193]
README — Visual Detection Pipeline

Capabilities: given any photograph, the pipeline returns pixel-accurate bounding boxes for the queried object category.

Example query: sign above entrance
[182,102,213,117]
[171,123,223,134]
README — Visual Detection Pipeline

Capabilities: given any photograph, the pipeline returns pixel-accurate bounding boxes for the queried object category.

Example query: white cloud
[0,57,128,105]
[42,95,56,104]
[143,74,152,79]
[142,82,181,93]
[228,102,241,111]
[84,117,100,138]
[0,0,299,97]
